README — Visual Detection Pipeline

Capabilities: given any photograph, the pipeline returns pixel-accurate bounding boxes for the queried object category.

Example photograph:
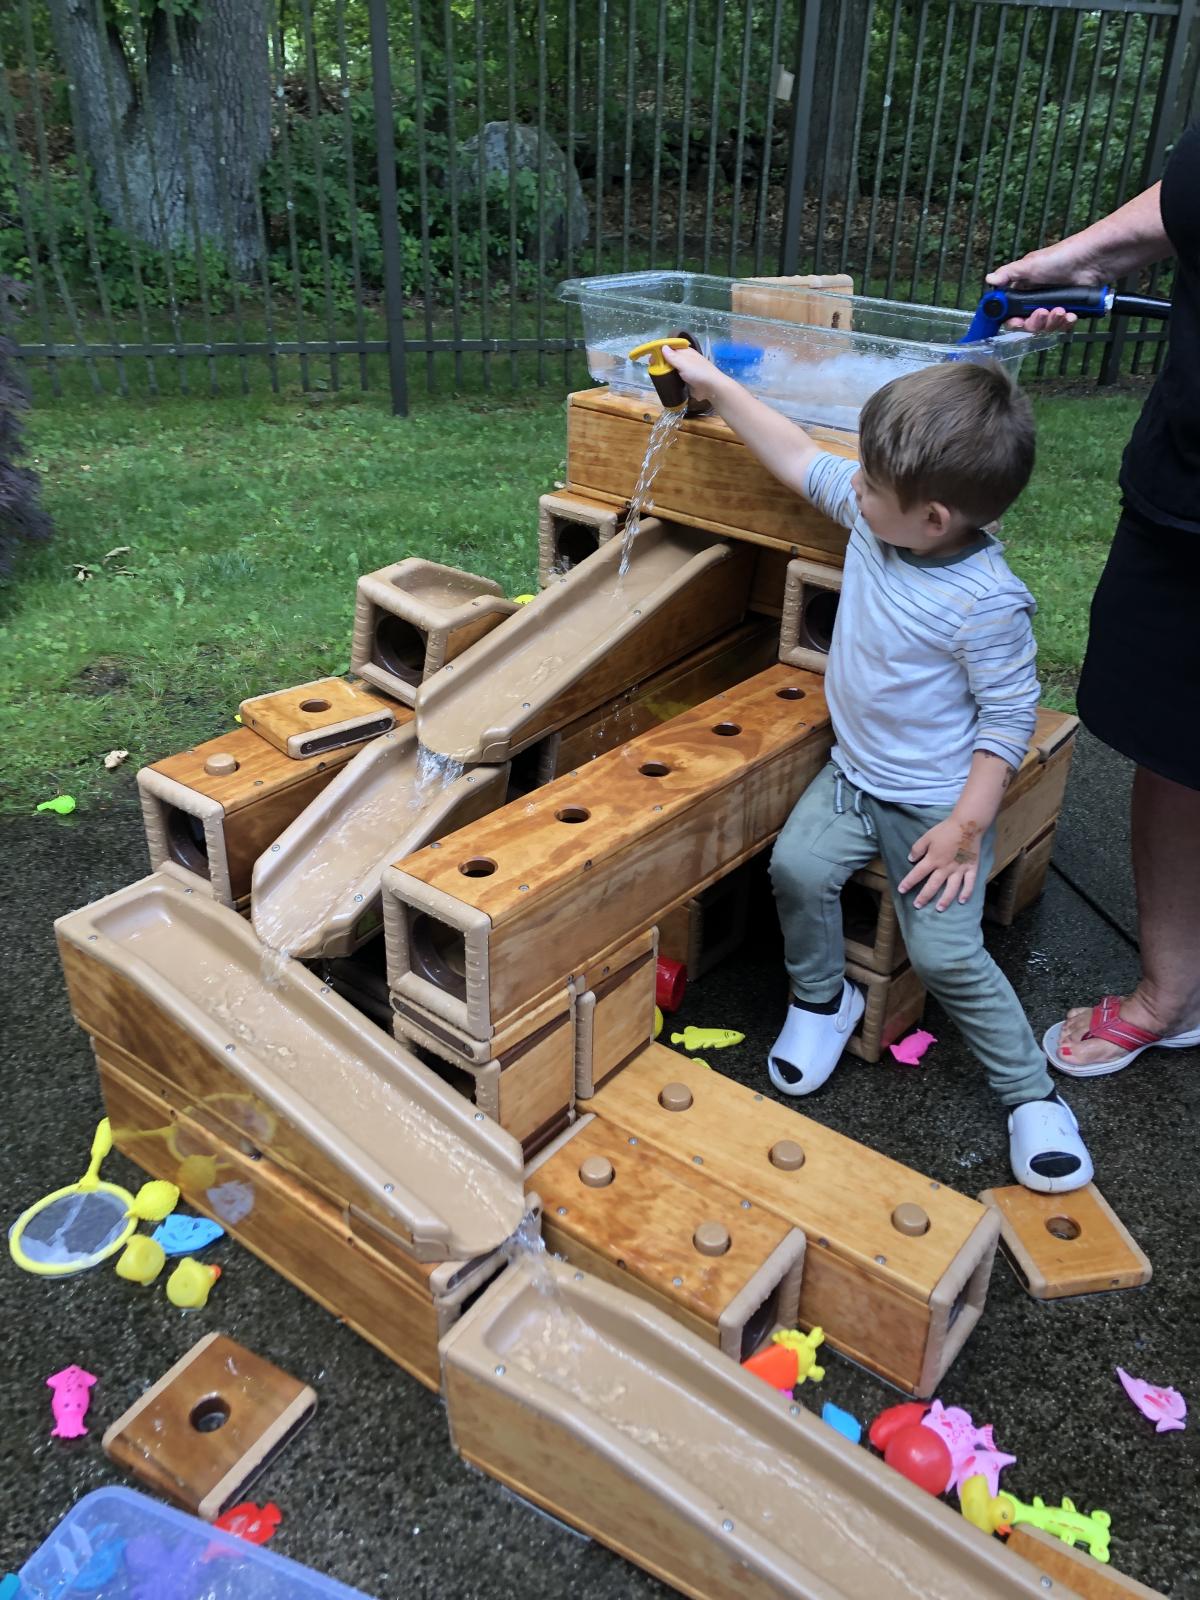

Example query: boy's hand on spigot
[662,344,725,403]
[898,816,982,911]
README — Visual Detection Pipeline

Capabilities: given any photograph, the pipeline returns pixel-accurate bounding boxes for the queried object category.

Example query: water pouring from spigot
[627,332,713,418]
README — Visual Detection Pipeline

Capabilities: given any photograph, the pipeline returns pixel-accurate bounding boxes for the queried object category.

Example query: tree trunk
[808,0,872,204]
[47,0,272,274]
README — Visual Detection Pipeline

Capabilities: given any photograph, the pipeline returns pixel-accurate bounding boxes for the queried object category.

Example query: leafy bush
[0,279,52,576]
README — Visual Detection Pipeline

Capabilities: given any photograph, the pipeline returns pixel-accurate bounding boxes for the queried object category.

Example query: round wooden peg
[203,752,239,777]
[769,1139,805,1171]
[693,1220,731,1256]
[579,1155,615,1188]
[658,1081,693,1112]
[891,1203,930,1236]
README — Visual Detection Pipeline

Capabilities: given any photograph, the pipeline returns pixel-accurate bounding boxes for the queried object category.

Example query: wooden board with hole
[239,676,397,759]
[527,1113,805,1359]
[384,666,832,1039]
[1003,1528,1167,1598]
[591,1045,998,1395]
[567,389,856,559]
[979,1183,1152,1300]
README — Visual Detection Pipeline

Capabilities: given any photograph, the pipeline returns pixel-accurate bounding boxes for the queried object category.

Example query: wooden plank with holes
[384,665,832,1038]
[239,677,397,759]
[591,1045,998,1395]
[1003,1528,1166,1598]
[567,389,856,559]
[97,1055,502,1391]
[527,1114,805,1359]
[979,1183,1152,1300]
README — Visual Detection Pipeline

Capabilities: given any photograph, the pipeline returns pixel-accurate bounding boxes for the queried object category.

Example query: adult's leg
[1057,764,1200,1066]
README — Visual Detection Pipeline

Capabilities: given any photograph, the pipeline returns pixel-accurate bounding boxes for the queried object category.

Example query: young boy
[663,346,1092,1193]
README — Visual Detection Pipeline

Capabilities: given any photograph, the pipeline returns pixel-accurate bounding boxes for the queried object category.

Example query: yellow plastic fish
[669,1026,744,1051]
[653,1006,664,1039]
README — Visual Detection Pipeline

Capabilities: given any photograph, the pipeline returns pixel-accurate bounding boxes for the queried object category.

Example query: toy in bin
[13,1487,378,1599]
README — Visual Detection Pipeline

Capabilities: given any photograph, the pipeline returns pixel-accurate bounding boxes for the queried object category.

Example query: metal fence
[1,0,1195,410]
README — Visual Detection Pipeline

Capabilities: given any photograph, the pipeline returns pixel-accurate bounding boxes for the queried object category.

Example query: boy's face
[851,468,973,553]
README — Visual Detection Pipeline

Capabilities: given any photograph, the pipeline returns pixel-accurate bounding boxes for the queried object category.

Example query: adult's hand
[986,241,1109,332]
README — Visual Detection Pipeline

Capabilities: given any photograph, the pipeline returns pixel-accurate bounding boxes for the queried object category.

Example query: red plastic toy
[213,1501,282,1546]
[655,955,686,1012]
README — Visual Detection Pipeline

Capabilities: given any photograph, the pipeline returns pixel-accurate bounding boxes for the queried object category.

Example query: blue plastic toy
[821,1402,863,1445]
[153,1213,225,1257]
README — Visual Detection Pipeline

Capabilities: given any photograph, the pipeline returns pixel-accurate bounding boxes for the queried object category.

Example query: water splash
[618,406,685,577]
[507,1210,560,1301]
[412,741,465,810]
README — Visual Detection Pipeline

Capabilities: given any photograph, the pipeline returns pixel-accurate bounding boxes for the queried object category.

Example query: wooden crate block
[137,723,389,909]
[567,388,856,559]
[985,819,1057,927]
[103,1328,315,1518]
[537,490,622,586]
[351,557,517,707]
[979,1183,1152,1300]
[239,676,396,759]
[575,931,658,1098]
[527,1114,806,1360]
[591,1045,999,1395]
[384,665,832,1039]
[657,861,754,980]
[97,1056,504,1391]
[841,876,905,975]
[730,272,856,330]
[845,959,928,1065]
[441,1256,1055,1600]
[1004,1527,1166,1598]
[779,557,843,673]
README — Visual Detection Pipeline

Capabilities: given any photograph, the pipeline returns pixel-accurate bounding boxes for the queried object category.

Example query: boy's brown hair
[858,359,1035,525]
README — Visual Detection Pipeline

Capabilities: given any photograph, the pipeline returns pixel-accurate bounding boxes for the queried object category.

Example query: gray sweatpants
[769,763,1053,1107]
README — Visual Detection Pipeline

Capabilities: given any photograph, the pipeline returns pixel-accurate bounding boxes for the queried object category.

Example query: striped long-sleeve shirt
[805,452,1039,807]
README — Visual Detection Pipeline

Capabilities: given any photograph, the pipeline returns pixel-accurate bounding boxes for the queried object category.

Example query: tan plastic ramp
[441,1255,1071,1600]
[251,724,507,960]
[55,871,526,1261]
[415,520,754,763]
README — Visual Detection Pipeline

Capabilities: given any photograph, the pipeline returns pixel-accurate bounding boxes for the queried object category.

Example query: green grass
[0,379,1142,815]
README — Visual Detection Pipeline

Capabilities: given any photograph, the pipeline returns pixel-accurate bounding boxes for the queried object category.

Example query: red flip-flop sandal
[1043,994,1200,1078]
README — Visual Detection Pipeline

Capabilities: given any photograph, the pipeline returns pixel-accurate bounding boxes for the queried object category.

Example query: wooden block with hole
[383,665,832,1040]
[985,819,1057,927]
[527,1113,806,1360]
[1004,1527,1167,1598]
[98,1054,505,1390]
[978,1184,1152,1300]
[575,929,658,1098]
[351,558,518,706]
[844,959,927,1064]
[567,389,856,559]
[239,676,396,759]
[592,1045,999,1395]
[779,558,843,673]
[138,721,403,910]
[537,490,622,586]
[102,1328,316,1517]
[658,861,755,981]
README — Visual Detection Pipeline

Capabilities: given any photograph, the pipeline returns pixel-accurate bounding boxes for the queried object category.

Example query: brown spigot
[627,331,712,417]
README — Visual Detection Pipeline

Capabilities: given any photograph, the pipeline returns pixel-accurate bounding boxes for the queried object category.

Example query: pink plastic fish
[889,1029,938,1066]
[1116,1367,1187,1433]
[46,1364,97,1439]
[921,1401,1016,1495]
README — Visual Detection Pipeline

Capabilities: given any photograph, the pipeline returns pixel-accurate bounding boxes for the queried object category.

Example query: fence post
[368,0,409,416]
[1099,0,1195,385]
[778,0,823,276]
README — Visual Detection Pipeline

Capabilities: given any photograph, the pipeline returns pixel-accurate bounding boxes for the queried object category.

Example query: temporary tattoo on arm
[981,750,1014,790]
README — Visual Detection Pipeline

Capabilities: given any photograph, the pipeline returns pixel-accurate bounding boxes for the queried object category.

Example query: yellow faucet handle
[627,336,693,376]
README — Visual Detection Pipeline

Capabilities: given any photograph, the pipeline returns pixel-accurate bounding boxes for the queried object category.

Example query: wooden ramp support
[414,521,755,764]
[97,1052,513,1392]
[351,557,518,707]
[537,490,622,586]
[440,1254,1067,1600]
[250,723,508,961]
[592,1045,999,1396]
[384,665,833,1039]
[56,870,527,1263]
[566,388,857,560]
[528,1113,806,1359]
[136,715,406,911]
[239,676,396,759]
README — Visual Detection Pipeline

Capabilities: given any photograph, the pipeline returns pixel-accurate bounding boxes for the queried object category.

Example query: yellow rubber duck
[166,1257,222,1309]
[115,1236,166,1285]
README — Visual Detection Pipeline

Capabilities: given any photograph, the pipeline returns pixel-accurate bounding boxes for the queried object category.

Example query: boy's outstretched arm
[663,345,823,495]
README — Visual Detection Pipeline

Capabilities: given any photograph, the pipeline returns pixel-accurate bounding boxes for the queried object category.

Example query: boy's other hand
[661,343,724,401]
[898,816,982,910]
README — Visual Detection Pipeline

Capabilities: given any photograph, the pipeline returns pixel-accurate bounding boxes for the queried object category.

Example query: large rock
[456,121,589,262]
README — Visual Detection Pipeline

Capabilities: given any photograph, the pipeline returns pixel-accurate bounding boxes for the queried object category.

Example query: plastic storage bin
[14,1487,377,1600]
[559,271,1053,432]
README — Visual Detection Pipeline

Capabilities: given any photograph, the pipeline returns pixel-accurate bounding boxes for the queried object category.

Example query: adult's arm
[987,184,1173,332]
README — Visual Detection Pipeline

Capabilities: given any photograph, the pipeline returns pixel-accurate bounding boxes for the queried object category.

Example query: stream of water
[617,405,685,577]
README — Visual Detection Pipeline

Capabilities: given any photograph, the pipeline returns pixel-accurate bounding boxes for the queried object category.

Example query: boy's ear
[925,500,955,537]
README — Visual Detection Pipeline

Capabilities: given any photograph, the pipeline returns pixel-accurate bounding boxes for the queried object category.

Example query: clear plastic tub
[15,1487,378,1600]
[558,271,1054,432]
